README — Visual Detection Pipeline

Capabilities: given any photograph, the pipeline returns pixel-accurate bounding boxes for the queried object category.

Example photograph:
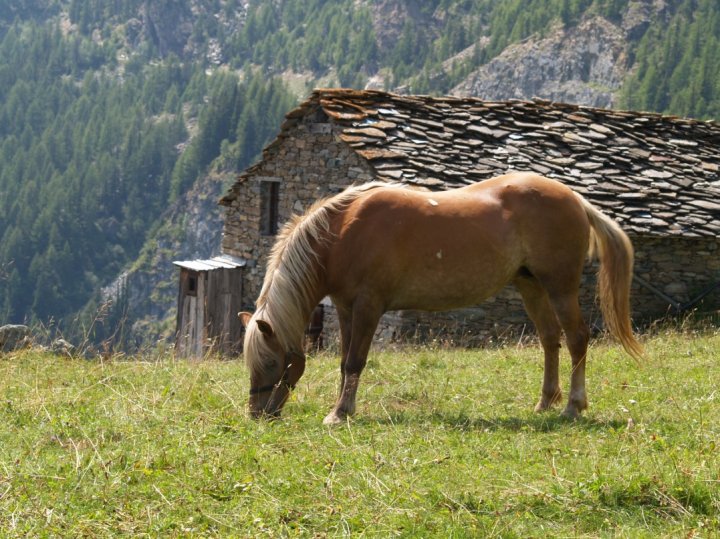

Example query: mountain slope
[1,0,720,349]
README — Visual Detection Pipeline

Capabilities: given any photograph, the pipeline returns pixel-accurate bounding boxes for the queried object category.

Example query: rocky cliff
[450,1,668,106]
[451,17,627,108]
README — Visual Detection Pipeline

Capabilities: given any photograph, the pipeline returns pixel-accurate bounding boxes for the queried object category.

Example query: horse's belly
[328,193,522,310]
[384,256,516,311]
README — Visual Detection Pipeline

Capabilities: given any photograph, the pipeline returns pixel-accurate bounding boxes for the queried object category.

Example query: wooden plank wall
[176,267,243,358]
[206,268,243,355]
[176,269,205,358]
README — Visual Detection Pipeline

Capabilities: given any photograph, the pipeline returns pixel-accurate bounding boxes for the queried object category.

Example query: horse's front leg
[334,304,352,399]
[323,301,381,425]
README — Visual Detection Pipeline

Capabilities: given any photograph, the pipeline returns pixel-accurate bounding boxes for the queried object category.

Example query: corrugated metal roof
[173,254,246,272]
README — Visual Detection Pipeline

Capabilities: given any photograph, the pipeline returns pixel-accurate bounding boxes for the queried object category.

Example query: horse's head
[239,311,306,419]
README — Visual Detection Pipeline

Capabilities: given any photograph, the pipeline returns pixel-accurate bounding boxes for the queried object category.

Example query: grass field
[1,330,718,537]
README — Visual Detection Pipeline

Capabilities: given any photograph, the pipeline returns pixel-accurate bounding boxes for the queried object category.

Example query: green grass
[1,331,718,537]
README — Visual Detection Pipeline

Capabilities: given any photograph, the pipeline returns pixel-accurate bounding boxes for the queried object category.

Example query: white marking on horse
[428,198,439,206]
[436,250,443,259]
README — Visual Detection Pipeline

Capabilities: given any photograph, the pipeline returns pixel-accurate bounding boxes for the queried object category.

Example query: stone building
[217,89,720,346]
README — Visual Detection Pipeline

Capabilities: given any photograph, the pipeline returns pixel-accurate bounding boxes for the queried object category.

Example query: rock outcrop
[452,2,670,107]
[0,325,32,352]
[452,17,628,108]
[363,0,440,51]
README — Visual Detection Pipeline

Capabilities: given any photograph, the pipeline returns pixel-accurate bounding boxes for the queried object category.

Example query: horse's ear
[238,312,253,328]
[255,319,274,338]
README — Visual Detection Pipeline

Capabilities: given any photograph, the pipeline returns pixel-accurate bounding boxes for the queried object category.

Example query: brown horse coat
[325,174,589,311]
[240,173,642,423]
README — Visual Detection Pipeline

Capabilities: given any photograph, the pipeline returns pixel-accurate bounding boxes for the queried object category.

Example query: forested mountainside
[1,0,719,348]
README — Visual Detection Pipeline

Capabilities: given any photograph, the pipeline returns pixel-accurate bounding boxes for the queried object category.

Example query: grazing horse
[239,173,643,423]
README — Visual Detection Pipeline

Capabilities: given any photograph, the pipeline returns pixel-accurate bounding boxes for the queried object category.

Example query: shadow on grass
[359,411,627,432]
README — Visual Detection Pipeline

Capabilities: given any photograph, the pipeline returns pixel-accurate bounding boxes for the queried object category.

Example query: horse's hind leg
[548,293,590,419]
[514,274,563,411]
[323,298,382,425]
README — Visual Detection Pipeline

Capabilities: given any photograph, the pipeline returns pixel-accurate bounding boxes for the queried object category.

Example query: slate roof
[224,89,720,238]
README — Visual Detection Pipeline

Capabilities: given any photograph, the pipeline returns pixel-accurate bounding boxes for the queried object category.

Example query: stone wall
[631,236,720,318]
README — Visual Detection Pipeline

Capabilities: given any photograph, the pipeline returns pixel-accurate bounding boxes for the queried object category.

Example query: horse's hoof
[560,407,580,420]
[534,391,562,412]
[534,401,550,413]
[560,403,587,420]
[534,399,557,412]
[323,412,345,425]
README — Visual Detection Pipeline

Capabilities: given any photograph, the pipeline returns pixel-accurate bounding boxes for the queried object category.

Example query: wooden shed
[173,254,245,357]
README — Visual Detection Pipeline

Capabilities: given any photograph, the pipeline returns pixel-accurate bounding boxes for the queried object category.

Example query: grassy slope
[1,332,718,537]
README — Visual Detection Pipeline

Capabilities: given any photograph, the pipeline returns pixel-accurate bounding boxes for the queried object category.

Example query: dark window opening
[260,181,280,236]
[187,274,197,296]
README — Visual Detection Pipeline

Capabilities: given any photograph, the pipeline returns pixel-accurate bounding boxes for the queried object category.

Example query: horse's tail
[576,194,644,361]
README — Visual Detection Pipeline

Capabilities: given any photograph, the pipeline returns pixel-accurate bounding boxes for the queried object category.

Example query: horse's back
[340,173,587,242]
[324,173,591,310]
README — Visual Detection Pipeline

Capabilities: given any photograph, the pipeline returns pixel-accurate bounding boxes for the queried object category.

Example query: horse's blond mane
[245,181,403,374]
